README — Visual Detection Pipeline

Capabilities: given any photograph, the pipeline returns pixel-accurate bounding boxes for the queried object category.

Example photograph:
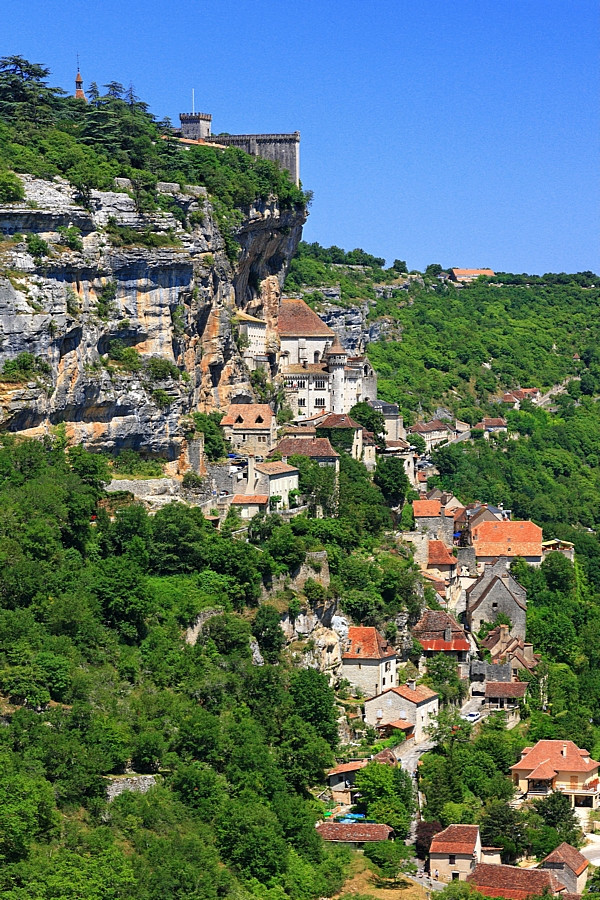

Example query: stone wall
[208,133,300,186]
[106,774,158,801]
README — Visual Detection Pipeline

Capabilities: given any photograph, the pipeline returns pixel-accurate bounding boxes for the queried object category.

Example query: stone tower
[75,70,87,102]
[325,334,347,414]
[179,112,212,141]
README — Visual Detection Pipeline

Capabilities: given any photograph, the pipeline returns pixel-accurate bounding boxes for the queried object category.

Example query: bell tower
[74,62,87,102]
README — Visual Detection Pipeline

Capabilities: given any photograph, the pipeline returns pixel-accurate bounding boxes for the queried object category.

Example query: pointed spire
[75,62,87,102]
[326,333,347,356]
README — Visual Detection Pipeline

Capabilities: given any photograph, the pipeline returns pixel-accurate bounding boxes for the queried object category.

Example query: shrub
[57,225,83,251]
[65,286,80,316]
[107,340,142,372]
[0,170,24,202]
[152,389,171,409]
[1,352,51,382]
[25,232,49,259]
[96,281,117,320]
[112,449,163,477]
[182,471,204,490]
[146,357,180,381]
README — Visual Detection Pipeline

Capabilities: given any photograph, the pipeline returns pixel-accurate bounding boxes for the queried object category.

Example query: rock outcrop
[0,175,305,465]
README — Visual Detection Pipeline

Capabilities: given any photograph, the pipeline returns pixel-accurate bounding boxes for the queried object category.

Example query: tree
[289,668,338,748]
[364,840,415,882]
[532,791,580,845]
[353,762,414,838]
[422,654,467,704]
[374,456,410,507]
[350,401,386,447]
[479,800,525,862]
[425,263,443,276]
[216,799,288,881]
[409,433,427,454]
[253,604,285,663]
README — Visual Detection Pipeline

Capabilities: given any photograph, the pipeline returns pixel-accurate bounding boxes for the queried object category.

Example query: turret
[325,335,347,413]
[75,70,87,102]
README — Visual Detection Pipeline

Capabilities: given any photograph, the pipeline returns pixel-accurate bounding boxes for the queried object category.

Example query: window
[315,398,326,407]
[314,351,320,363]
[382,677,386,686]
[449,856,456,866]
[452,873,459,881]
[297,380,306,389]
[385,661,391,672]
[315,380,326,390]
[298,398,306,407]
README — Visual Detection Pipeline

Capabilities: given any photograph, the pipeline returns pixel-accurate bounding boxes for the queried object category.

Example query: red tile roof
[485,681,528,699]
[468,863,564,900]
[317,413,361,430]
[366,684,438,705]
[451,268,495,278]
[409,419,451,434]
[413,609,470,652]
[430,824,479,856]
[255,461,298,476]
[419,639,471,652]
[428,540,457,567]
[275,437,339,459]
[511,740,599,775]
[316,822,393,843]
[327,760,368,777]
[343,626,396,660]
[284,363,329,374]
[231,494,269,505]
[527,760,559,780]
[221,403,274,428]
[413,499,442,517]
[472,520,543,558]
[385,719,415,731]
[278,298,334,338]
[543,843,589,877]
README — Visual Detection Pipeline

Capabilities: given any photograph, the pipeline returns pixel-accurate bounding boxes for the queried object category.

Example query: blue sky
[4,0,599,273]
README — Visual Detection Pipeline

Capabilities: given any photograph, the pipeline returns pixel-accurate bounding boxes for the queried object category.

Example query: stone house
[220,403,278,455]
[472,417,508,438]
[244,457,299,510]
[408,419,455,451]
[363,681,439,743]
[427,540,458,585]
[540,843,589,894]
[471,519,543,566]
[274,436,340,474]
[326,759,368,804]
[466,558,527,640]
[484,681,527,725]
[481,624,540,679]
[510,740,600,816]
[412,609,471,664]
[468,863,565,899]
[342,626,397,696]
[449,268,495,283]
[412,499,455,548]
[316,412,364,462]
[230,494,269,520]
[315,822,393,849]
[366,398,405,442]
[234,310,268,371]
[429,825,500,883]
[542,539,575,563]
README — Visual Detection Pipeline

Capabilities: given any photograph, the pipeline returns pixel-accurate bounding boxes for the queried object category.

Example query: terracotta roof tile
[430,824,479,856]
[317,413,361,429]
[343,626,396,660]
[327,760,368,776]
[451,268,495,278]
[255,461,298,476]
[316,822,393,842]
[231,494,269,505]
[472,520,543,559]
[413,609,466,643]
[485,681,528,699]
[283,363,329,374]
[413,499,442,517]
[409,419,451,434]
[366,684,438,705]
[220,403,274,428]
[275,437,339,459]
[428,540,457,567]
[278,298,334,338]
[468,863,564,900]
[511,740,599,775]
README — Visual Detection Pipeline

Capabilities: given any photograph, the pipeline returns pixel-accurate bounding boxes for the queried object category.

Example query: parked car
[461,711,481,723]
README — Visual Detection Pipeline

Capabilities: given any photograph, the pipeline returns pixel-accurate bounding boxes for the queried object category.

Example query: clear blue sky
[4,0,599,273]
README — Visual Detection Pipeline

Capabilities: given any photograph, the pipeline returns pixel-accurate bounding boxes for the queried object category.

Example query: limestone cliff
[0,175,305,466]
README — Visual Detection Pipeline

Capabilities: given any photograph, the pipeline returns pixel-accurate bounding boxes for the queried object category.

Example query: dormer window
[256,415,263,423]
[235,415,243,424]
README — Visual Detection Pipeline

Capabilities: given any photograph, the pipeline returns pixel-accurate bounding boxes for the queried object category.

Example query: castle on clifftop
[178,111,300,186]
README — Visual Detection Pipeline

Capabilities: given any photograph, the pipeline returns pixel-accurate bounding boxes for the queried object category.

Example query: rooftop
[275,437,339,459]
[511,740,599,775]
[542,842,589,877]
[343,626,396,661]
[317,413,362,430]
[231,494,269,505]
[220,403,274,428]
[366,683,438,705]
[413,499,442,517]
[468,863,564,900]
[430,824,479,856]
[316,822,393,843]
[471,520,543,558]
[278,298,334,338]
[234,310,266,324]
[412,609,470,652]
[327,760,368,777]
[408,419,451,434]
[255,461,298,476]
[428,540,458,568]
[485,681,528,699]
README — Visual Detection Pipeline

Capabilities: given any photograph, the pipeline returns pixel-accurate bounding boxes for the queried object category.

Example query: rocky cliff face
[0,175,305,467]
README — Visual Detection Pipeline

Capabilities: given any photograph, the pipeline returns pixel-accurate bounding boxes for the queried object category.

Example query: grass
[335,854,426,900]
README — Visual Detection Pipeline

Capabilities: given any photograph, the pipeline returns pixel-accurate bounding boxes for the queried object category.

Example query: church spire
[74,59,87,102]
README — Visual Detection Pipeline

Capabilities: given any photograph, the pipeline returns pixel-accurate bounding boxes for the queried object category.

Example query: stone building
[234,311,268,371]
[412,499,455,548]
[244,456,299,511]
[510,740,600,816]
[412,609,471,664]
[429,825,481,883]
[468,864,565,900]
[540,843,589,894]
[363,681,439,743]
[274,436,340,473]
[220,403,278,455]
[466,558,527,640]
[366,398,405,441]
[179,113,301,185]
[471,519,543,566]
[341,626,397,697]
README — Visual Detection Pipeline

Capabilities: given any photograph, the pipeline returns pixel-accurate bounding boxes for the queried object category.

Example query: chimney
[499,623,509,649]
[562,744,567,758]
[406,679,416,692]
[523,642,534,662]
[247,455,255,492]
[302,359,307,368]
[282,455,288,464]
[444,626,452,642]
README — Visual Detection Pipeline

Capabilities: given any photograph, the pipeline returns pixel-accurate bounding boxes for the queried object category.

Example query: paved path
[580,834,600,864]
[395,739,435,777]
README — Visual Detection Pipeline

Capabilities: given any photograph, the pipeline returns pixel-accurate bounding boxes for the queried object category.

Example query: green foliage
[193,411,228,461]
[146,356,180,381]
[421,653,467,704]
[25,232,49,259]
[253,605,285,663]
[95,280,117,320]
[0,168,24,201]
[354,762,415,838]
[105,217,180,248]
[374,456,410,507]
[364,840,416,881]
[152,389,171,409]
[349,401,386,447]
[111,448,164,477]
[56,224,83,250]
[1,352,51,382]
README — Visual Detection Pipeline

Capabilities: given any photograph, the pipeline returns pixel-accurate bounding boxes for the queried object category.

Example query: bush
[25,232,49,259]
[182,471,204,490]
[96,281,117,320]
[0,169,24,202]
[1,352,51,382]
[146,357,180,381]
[57,225,83,251]
[152,389,171,409]
[112,449,164,477]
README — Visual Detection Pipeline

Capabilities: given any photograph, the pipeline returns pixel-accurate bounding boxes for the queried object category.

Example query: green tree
[253,604,285,663]
[349,402,387,447]
[374,456,410,507]
[289,668,338,748]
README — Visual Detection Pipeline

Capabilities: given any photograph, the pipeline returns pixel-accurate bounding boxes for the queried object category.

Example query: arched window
[364,365,370,377]
[314,351,320,363]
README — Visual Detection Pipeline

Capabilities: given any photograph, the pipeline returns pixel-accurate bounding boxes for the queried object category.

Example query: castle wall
[209,133,300,185]
[180,113,212,140]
